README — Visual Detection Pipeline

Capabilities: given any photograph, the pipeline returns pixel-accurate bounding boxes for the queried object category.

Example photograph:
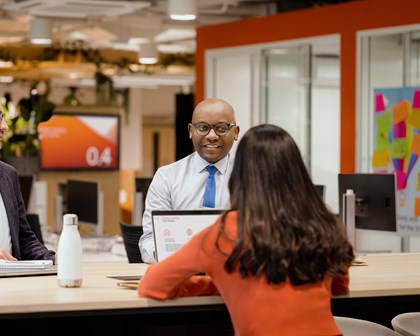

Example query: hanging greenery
[160,53,195,67]
[0,45,194,128]
[94,71,116,105]
[0,45,195,75]
[0,81,55,160]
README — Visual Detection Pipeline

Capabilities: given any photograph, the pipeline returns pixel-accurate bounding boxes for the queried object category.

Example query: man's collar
[194,152,230,174]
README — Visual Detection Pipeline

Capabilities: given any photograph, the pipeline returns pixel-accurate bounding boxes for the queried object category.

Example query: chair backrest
[334,316,400,336]
[391,312,420,336]
[119,221,143,263]
[26,213,44,245]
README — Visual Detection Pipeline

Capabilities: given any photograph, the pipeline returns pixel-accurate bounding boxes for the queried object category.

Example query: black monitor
[133,177,153,225]
[58,182,68,213]
[314,184,326,201]
[66,179,103,236]
[338,173,397,232]
[18,175,35,210]
[135,177,152,199]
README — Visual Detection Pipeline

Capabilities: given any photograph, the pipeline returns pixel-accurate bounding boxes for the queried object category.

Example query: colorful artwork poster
[373,88,420,235]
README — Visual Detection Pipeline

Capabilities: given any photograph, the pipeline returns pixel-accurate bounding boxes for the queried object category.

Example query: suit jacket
[0,161,55,261]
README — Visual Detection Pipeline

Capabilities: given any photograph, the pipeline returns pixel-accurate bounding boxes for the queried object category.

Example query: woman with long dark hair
[138,124,354,335]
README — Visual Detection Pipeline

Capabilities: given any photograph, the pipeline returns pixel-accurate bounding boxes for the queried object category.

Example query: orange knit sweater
[138,211,348,336]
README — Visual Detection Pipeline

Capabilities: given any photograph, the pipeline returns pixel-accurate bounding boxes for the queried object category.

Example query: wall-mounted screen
[38,112,120,171]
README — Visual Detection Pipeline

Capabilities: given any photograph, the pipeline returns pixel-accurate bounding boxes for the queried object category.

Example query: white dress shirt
[0,192,12,253]
[139,152,233,263]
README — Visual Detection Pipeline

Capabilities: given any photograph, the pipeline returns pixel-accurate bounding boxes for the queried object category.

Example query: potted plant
[0,81,55,174]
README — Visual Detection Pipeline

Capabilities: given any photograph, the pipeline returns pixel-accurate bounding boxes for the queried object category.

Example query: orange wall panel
[196,0,420,173]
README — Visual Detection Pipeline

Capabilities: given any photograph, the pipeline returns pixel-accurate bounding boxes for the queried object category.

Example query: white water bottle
[57,213,83,288]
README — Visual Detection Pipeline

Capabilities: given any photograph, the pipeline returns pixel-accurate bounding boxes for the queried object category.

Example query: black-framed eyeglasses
[0,113,5,123]
[191,122,236,136]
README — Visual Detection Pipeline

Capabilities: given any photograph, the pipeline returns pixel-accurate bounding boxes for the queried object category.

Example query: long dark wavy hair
[217,124,354,285]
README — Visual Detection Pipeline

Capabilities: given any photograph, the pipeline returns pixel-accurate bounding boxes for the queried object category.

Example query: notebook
[151,209,224,262]
[0,259,53,270]
[0,266,57,278]
[0,260,56,278]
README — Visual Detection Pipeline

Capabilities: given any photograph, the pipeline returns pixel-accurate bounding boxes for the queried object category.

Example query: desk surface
[1,253,420,317]
[0,262,223,316]
[347,253,420,298]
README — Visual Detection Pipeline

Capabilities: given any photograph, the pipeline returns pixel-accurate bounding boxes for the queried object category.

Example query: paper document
[0,260,53,270]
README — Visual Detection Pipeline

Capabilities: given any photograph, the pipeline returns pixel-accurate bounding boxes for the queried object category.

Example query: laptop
[151,209,224,262]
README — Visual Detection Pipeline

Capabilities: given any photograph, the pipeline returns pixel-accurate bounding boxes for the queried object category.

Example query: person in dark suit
[0,110,55,262]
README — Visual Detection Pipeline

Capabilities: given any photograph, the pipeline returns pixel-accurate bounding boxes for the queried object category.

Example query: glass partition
[262,38,340,212]
[263,45,311,167]
[357,25,420,252]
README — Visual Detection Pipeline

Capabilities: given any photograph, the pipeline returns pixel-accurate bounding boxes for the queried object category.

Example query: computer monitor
[54,182,68,233]
[18,175,35,210]
[338,173,397,232]
[132,177,153,225]
[66,179,104,236]
[314,184,326,201]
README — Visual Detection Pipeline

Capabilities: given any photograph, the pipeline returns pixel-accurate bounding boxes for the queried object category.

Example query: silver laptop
[151,209,224,262]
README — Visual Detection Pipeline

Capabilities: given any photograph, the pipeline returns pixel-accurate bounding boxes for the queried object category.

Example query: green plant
[94,71,116,105]
[0,81,55,160]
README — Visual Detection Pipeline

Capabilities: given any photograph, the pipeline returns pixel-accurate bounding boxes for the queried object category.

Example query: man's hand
[0,248,17,261]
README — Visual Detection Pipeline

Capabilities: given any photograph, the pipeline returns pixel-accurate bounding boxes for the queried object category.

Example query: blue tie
[203,165,217,208]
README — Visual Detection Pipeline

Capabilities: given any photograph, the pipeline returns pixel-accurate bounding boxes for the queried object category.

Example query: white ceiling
[0,0,351,87]
[0,0,276,54]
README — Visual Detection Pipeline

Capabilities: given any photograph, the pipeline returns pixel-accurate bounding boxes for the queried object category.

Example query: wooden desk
[1,253,420,333]
[347,253,420,298]
[332,253,420,328]
[0,262,224,315]
[0,262,231,335]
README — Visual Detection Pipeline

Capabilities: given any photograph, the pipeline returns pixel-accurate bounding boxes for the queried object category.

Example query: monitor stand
[342,189,356,249]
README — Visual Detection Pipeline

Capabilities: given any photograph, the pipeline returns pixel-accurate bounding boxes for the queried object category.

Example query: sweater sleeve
[331,268,350,296]
[138,226,220,300]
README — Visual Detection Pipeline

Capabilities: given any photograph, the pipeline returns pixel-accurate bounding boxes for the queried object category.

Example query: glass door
[262,45,311,168]
[261,39,340,212]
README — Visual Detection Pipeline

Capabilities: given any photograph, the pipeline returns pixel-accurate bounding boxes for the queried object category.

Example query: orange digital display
[38,113,120,170]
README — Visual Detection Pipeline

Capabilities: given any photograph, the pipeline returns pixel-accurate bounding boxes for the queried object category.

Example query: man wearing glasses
[139,98,240,263]
[0,110,56,262]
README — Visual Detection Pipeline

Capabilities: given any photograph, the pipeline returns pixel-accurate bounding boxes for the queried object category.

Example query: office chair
[26,213,44,245]
[334,316,400,336]
[391,312,420,336]
[119,221,143,263]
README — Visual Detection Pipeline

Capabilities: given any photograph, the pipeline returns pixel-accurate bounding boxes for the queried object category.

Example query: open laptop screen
[152,209,224,262]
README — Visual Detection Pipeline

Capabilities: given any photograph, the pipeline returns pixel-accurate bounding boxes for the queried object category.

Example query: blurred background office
[0,0,419,256]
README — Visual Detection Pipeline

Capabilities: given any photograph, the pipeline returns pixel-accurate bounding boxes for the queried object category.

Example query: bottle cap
[63,213,78,225]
